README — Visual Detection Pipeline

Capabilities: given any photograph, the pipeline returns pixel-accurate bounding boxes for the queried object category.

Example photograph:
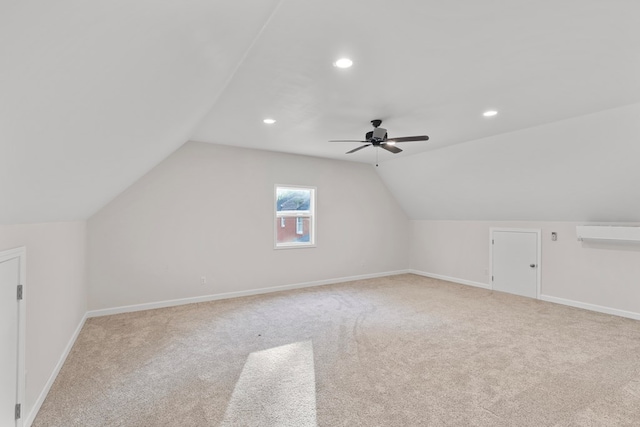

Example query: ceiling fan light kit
[371,127,387,140]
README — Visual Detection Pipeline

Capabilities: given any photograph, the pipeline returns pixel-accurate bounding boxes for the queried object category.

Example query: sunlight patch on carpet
[221,340,317,426]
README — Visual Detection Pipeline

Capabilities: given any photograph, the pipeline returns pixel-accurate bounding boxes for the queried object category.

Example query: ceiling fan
[330,119,429,154]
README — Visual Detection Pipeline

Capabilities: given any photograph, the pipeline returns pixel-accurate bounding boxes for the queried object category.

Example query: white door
[491,229,539,299]
[1,249,24,427]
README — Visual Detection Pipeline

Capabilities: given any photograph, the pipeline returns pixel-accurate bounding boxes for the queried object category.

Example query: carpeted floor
[34,274,640,426]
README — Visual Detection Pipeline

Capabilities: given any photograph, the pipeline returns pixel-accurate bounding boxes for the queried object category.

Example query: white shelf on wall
[576,225,640,242]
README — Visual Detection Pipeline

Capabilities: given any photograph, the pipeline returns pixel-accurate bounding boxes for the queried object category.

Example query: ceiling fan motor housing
[369,127,387,142]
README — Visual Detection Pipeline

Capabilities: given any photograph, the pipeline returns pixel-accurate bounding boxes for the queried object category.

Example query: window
[275,186,315,248]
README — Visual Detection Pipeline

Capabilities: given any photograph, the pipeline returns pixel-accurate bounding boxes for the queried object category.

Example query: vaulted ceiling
[2,1,640,224]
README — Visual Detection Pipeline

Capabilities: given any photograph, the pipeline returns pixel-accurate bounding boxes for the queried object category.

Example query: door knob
[530,264,536,268]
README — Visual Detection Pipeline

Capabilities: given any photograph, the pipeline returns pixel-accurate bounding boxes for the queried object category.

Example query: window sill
[274,243,317,250]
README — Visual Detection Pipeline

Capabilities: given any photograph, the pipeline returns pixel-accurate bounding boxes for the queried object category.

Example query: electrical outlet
[200,276,207,285]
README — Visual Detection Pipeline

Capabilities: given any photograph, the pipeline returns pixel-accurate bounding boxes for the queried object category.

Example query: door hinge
[491,276,494,281]
[17,284,23,300]
[15,403,21,420]
[492,239,494,244]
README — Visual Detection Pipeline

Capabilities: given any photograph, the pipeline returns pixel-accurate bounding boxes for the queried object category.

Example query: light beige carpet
[34,274,640,426]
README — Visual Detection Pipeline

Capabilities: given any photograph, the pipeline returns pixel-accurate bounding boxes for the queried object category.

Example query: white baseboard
[87,270,411,318]
[409,269,491,290]
[408,269,640,321]
[25,312,88,427]
[540,294,640,321]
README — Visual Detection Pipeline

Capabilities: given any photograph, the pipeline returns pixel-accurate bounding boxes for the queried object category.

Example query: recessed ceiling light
[483,110,498,117]
[263,118,276,124]
[334,58,353,68]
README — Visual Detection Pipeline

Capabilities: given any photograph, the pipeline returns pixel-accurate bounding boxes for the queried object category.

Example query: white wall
[0,221,87,420]
[374,103,640,318]
[410,220,640,317]
[87,142,410,310]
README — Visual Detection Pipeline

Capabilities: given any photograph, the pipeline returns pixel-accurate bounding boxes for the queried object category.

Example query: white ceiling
[377,102,640,222]
[193,0,640,160]
[2,1,640,223]
[0,0,280,223]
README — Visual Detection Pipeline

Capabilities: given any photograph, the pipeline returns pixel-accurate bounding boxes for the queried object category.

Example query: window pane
[276,217,311,244]
[276,188,311,212]
[275,185,315,248]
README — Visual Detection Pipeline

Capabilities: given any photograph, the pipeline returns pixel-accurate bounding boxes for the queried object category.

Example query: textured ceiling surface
[2,1,639,223]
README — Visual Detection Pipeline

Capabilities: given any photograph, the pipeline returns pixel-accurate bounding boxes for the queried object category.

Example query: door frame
[489,228,541,299]
[1,246,26,427]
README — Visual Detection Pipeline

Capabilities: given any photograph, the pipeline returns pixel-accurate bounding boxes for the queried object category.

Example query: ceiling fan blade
[346,144,371,154]
[381,143,402,154]
[330,139,368,143]
[386,135,429,143]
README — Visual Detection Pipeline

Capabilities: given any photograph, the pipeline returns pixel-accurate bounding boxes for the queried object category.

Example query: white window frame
[274,185,316,249]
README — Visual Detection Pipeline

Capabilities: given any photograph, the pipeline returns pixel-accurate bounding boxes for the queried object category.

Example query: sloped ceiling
[0,0,281,223]
[2,0,640,224]
[377,103,640,221]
